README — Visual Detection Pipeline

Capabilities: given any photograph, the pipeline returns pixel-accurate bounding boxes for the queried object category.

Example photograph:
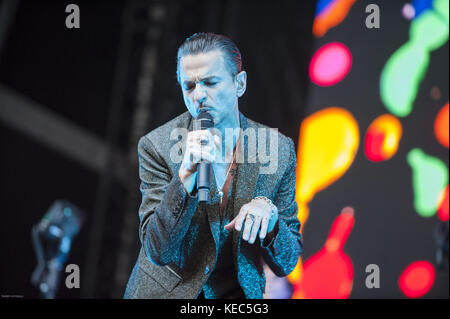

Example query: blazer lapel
[184,113,222,255]
[231,113,260,264]
[206,112,261,258]
[205,168,221,256]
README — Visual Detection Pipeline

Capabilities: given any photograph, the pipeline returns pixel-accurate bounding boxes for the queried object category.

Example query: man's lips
[199,107,213,113]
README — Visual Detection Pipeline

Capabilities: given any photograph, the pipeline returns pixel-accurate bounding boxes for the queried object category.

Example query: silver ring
[246,213,255,222]
[199,136,209,146]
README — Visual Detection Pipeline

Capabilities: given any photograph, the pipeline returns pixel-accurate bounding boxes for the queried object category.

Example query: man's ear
[235,71,247,98]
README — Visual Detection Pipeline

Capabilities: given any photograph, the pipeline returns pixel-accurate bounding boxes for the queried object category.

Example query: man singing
[124,33,302,299]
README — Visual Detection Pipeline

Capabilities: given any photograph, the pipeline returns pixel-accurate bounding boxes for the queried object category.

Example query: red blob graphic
[292,207,354,299]
[309,42,352,86]
[437,185,449,222]
[365,129,386,162]
[398,261,435,298]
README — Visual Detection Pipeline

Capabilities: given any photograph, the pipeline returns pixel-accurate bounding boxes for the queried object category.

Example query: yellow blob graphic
[295,107,360,230]
[289,107,359,288]
[287,256,303,284]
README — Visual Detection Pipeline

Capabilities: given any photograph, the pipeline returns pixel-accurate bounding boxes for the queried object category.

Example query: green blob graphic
[434,0,449,21]
[380,0,449,117]
[407,148,449,218]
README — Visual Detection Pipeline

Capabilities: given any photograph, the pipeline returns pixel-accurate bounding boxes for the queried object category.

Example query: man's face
[178,50,241,127]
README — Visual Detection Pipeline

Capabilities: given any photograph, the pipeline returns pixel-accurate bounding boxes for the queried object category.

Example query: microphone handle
[194,111,214,203]
[197,161,210,203]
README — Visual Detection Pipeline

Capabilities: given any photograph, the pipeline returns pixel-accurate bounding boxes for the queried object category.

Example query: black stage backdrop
[0,0,315,298]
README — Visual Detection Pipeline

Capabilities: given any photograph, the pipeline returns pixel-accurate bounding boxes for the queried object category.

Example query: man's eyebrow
[182,76,221,84]
[202,75,221,81]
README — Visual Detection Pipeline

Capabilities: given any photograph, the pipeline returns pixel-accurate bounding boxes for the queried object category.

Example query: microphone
[31,200,85,298]
[193,111,214,203]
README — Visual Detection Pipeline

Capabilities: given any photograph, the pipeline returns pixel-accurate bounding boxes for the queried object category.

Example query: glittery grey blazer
[123,111,302,299]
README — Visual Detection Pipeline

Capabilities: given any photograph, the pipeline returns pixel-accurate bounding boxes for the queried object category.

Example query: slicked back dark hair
[176,32,242,83]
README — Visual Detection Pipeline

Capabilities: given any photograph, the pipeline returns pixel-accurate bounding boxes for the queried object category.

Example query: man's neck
[215,109,240,162]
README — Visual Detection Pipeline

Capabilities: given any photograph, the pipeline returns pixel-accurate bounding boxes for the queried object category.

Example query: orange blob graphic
[437,185,449,221]
[365,114,403,162]
[313,0,357,37]
[292,207,355,299]
[434,102,449,148]
[398,261,435,298]
[296,107,359,231]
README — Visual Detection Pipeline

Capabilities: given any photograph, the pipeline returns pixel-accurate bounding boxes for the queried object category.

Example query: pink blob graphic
[309,42,352,86]
[402,3,416,20]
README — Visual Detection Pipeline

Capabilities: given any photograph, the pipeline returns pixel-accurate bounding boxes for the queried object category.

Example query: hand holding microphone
[178,112,220,198]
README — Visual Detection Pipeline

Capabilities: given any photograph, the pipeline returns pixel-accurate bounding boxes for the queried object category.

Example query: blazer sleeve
[261,138,303,277]
[137,135,199,266]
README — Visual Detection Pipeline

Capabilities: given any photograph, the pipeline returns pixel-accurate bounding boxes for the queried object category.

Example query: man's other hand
[225,197,278,244]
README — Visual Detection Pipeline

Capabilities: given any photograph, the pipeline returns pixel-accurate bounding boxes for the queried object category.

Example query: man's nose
[193,85,207,105]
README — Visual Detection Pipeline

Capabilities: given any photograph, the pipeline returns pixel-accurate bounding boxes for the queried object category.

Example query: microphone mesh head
[198,111,213,121]
[195,111,214,129]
